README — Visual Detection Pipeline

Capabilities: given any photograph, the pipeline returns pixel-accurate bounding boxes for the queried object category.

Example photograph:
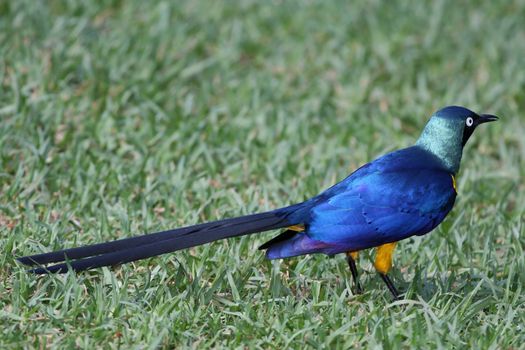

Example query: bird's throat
[415,117,463,173]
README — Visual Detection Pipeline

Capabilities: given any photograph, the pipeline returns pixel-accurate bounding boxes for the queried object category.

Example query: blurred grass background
[1,0,524,348]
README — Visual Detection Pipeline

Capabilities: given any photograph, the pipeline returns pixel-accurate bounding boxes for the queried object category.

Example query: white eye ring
[466,117,474,127]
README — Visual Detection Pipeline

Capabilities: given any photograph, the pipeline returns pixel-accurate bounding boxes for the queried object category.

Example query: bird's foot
[346,254,363,295]
[379,273,402,300]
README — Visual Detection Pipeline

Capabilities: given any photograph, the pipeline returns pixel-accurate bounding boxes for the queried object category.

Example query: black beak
[478,114,499,124]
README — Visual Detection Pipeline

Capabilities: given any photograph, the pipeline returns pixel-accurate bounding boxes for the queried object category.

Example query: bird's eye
[466,117,474,127]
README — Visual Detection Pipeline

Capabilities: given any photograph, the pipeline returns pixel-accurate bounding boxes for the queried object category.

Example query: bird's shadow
[388,267,511,304]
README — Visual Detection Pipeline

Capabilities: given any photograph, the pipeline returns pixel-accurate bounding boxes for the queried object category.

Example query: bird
[17,106,498,298]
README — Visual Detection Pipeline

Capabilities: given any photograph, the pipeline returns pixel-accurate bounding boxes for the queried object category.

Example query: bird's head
[415,106,498,173]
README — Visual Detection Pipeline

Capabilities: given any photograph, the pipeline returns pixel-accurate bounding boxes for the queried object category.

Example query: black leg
[346,255,362,294]
[379,273,400,300]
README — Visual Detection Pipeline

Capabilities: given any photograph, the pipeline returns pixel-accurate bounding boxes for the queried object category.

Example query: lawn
[1,0,524,348]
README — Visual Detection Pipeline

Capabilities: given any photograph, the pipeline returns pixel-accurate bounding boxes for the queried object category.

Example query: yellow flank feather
[451,174,457,193]
[287,225,305,232]
[346,251,359,260]
[374,242,397,274]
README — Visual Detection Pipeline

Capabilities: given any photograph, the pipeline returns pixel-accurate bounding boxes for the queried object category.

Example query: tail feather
[258,229,297,250]
[18,205,303,274]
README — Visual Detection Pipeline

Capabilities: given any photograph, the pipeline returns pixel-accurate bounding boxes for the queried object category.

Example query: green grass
[1,0,524,348]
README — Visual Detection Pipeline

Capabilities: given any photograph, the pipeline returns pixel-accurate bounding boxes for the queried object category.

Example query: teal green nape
[416,106,471,174]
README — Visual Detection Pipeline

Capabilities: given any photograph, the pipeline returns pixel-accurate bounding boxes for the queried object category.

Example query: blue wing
[309,146,456,250]
[265,146,457,258]
[308,168,455,247]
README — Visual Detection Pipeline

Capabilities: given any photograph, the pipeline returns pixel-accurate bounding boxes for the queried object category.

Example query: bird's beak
[478,114,499,124]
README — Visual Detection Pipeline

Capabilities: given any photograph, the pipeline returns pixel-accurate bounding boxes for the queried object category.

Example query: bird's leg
[374,242,400,299]
[345,251,362,294]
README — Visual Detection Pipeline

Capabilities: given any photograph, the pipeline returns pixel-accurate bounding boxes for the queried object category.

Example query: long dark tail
[17,204,303,274]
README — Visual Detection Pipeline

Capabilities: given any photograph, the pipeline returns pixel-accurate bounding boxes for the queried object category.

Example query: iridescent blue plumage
[265,146,457,258]
[263,106,498,261]
[18,105,497,294]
